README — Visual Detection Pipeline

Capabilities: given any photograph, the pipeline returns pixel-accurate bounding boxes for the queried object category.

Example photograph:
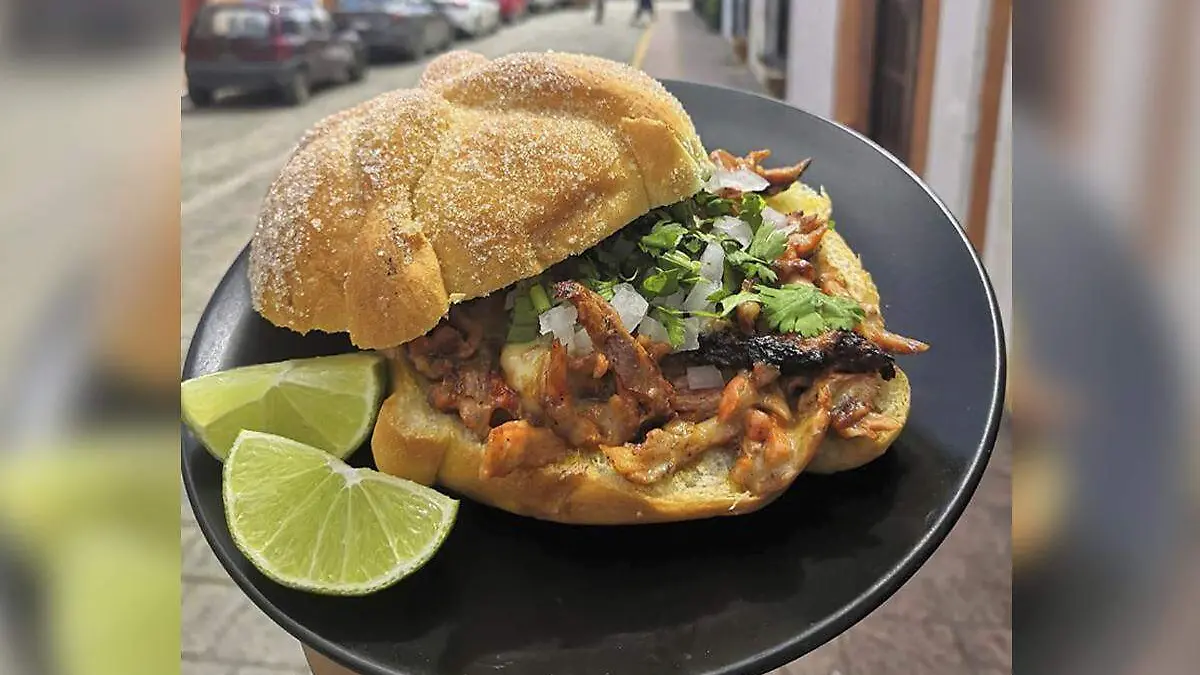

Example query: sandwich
[249,51,929,524]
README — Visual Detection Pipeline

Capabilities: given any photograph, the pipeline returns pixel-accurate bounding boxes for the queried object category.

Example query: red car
[496,0,528,22]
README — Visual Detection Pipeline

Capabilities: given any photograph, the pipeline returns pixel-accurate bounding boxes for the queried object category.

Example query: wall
[982,34,1012,341]
[923,0,991,221]
[783,0,840,118]
[746,0,770,83]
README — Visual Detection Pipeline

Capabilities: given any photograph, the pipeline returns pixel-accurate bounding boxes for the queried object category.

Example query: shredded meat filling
[671,381,723,422]
[783,212,829,259]
[408,305,520,439]
[603,417,741,485]
[483,420,569,478]
[539,341,643,446]
[401,164,925,493]
[554,281,676,417]
[773,258,817,285]
[826,374,903,441]
[427,365,521,439]
[817,274,930,355]
[710,148,812,193]
[731,377,835,493]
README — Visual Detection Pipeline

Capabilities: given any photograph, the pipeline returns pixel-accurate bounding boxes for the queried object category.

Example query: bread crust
[250,52,711,349]
[804,229,909,473]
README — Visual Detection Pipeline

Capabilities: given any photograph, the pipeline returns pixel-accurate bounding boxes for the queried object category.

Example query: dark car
[185,1,368,107]
[333,0,455,61]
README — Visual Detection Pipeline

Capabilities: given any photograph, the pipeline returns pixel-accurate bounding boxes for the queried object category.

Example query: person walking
[631,0,654,25]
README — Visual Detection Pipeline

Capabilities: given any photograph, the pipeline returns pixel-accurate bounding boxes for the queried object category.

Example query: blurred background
[0,0,1196,673]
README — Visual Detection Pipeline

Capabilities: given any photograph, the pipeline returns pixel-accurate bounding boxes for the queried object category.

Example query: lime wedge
[223,431,458,595]
[181,352,385,461]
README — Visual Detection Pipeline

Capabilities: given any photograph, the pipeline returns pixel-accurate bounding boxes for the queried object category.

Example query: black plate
[182,81,1005,675]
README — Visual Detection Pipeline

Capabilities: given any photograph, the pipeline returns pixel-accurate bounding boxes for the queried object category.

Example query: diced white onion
[609,283,649,332]
[661,289,687,310]
[762,206,795,233]
[684,279,720,312]
[636,316,670,344]
[571,328,594,356]
[713,216,753,249]
[699,242,725,281]
[686,365,726,390]
[538,304,578,348]
[679,317,701,352]
[704,168,770,193]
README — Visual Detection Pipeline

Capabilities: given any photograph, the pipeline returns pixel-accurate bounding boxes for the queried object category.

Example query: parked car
[433,0,501,38]
[333,0,455,60]
[185,1,367,107]
[528,0,560,12]
[496,0,528,23]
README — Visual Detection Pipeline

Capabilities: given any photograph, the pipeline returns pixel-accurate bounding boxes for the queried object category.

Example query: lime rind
[222,431,457,596]
[181,352,386,461]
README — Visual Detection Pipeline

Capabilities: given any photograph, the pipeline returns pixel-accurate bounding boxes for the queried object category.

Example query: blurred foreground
[0,0,181,673]
[1011,0,1199,673]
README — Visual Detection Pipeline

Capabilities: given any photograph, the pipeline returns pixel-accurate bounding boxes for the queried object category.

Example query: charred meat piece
[697,330,896,380]
[554,281,675,416]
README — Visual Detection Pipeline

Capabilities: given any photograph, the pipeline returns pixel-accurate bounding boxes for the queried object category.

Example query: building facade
[710,0,1011,334]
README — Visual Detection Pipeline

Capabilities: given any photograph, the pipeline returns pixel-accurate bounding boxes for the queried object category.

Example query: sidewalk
[637,7,765,95]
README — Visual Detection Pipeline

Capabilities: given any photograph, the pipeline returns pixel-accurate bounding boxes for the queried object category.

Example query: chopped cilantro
[651,306,687,348]
[584,277,618,301]
[507,294,539,342]
[739,193,766,230]
[722,284,865,337]
[696,191,735,217]
[639,221,688,253]
[747,220,789,261]
[706,287,732,304]
[681,235,705,254]
[658,250,701,276]
[726,248,778,283]
[642,267,690,297]
[669,201,696,223]
[716,291,762,316]
[529,282,551,314]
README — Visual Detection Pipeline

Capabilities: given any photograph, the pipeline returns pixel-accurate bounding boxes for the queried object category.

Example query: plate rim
[182,79,1007,675]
